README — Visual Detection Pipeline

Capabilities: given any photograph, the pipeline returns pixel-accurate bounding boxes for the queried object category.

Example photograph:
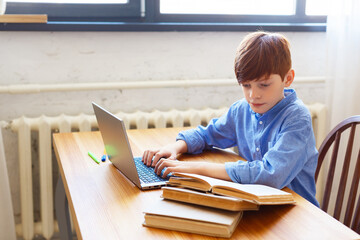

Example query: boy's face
[241,70,294,114]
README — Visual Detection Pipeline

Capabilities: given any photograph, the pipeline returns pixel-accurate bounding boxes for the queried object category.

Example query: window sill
[0,21,326,32]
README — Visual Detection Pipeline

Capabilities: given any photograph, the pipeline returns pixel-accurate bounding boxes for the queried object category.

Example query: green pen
[88,151,100,164]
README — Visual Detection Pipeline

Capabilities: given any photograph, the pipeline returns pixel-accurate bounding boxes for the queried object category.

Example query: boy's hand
[154,160,231,181]
[141,140,188,167]
[142,148,177,167]
[154,160,201,178]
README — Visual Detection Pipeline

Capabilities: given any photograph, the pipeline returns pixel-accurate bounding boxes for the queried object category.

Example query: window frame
[1,0,327,31]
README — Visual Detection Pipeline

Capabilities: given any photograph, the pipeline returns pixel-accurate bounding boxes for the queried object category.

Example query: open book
[143,198,242,238]
[162,186,259,211]
[167,173,295,205]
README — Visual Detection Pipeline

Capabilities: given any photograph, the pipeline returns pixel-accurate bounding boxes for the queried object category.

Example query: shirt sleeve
[176,104,238,154]
[225,115,314,189]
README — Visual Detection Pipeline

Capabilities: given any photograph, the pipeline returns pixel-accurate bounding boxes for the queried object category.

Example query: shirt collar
[249,89,297,120]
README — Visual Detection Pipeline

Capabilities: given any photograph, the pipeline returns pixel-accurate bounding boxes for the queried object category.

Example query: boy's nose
[250,88,261,99]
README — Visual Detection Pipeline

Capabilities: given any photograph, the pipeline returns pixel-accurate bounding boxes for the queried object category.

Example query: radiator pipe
[0,77,325,94]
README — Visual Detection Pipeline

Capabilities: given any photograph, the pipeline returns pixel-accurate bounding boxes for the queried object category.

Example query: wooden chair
[315,115,360,233]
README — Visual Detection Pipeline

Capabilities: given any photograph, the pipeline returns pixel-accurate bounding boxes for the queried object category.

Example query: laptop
[92,102,168,190]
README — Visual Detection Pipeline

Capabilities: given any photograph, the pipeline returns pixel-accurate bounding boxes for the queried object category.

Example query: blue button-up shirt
[177,89,319,206]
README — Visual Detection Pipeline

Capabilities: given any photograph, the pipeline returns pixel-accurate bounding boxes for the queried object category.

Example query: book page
[168,177,210,192]
[143,214,233,238]
[172,172,233,189]
[162,186,259,211]
[215,181,292,197]
[143,198,241,226]
[173,173,292,198]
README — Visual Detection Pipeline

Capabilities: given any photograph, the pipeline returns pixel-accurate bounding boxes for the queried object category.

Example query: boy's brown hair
[234,31,292,83]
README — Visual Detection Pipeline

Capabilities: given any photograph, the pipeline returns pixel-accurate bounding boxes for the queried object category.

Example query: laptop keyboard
[134,157,169,183]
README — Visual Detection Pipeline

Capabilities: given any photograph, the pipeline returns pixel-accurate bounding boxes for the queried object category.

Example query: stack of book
[143,173,295,238]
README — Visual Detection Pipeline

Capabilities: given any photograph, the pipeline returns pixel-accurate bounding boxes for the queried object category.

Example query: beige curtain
[0,128,16,240]
[324,0,360,218]
[326,0,360,127]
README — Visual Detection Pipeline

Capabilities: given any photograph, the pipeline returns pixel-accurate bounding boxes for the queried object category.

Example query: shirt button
[256,147,260,152]
[259,121,263,125]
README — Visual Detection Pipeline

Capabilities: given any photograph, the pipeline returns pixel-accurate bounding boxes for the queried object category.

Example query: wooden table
[53,128,360,240]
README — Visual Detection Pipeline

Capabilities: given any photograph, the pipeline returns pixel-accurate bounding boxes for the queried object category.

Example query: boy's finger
[152,152,164,167]
[162,167,173,178]
[146,153,153,166]
[145,152,151,165]
[155,159,165,175]
[151,155,159,167]
[142,151,148,163]
[144,150,158,166]
[143,151,149,165]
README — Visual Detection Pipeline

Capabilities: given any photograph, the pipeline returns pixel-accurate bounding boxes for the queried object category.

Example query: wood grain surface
[53,128,360,240]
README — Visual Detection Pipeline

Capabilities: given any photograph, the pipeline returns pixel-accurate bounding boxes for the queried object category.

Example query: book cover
[143,198,242,238]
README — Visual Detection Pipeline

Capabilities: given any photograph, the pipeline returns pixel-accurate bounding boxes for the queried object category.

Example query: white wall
[0,31,327,224]
[1,31,326,120]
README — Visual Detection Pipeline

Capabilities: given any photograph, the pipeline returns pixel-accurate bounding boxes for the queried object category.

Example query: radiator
[8,104,326,240]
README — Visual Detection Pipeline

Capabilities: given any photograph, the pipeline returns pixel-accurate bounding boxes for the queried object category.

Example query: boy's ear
[284,69,295,87]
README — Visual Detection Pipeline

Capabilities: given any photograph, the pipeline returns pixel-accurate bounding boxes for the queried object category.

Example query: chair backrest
[315,115,360,234]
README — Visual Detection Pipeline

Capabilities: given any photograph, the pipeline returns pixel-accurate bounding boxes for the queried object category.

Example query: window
[2,0,326,31]
[160,0,295,15]
[305,0,328,16]
[5,0,141,21]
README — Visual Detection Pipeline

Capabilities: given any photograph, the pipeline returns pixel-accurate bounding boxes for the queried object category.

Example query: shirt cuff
[225,161,242,183]
[176,130,204,154]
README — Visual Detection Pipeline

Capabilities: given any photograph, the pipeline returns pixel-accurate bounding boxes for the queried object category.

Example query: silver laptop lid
[92,102,166,190]
[92,102,143,188]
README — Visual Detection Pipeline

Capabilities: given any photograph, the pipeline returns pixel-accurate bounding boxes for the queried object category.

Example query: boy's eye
[241,84,250,88]
[260,83,270,87]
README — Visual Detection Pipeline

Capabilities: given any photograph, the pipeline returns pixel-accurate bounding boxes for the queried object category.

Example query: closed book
[168,173,295,205]
[162,186,259,211]
[143,198,242,238]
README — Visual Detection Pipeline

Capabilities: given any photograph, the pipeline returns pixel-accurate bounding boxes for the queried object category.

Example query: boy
[142,31,319,206]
